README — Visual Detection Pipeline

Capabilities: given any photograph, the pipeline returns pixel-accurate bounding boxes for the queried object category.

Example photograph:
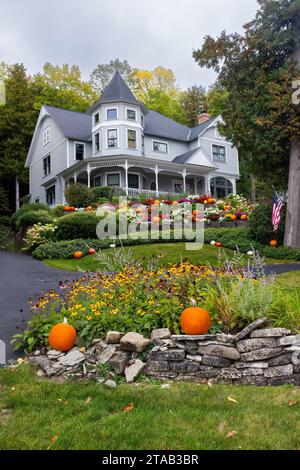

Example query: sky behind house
[0,0,258,90]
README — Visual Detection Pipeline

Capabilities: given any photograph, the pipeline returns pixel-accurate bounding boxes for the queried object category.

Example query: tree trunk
[284,12,300,248]
[250,174,256,202]
[15,177,20,211]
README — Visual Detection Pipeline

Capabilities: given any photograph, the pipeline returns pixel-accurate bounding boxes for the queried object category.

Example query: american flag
[272,191,284,232]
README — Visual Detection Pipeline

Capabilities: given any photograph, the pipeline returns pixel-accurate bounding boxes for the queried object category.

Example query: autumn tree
[90,59,135,95]
[33,63,97,113]
[193,0,300,247]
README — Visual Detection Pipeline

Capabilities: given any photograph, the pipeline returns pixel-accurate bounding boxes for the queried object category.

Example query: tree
[33,63,97,113]
[0,64,38,210]
[180,85,207,127]
[193,0,300,247]
[90,59,135,94]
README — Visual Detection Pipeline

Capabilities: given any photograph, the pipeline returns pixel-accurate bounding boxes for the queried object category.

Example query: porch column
[194,177,197,194]
[124,161,128,196]
[231,178,237,195]
[182,168,186,194]
[204,175,210,195]
[87,164,91,188]
[61,177,66,205]
[74,172,77,183]
[155,165,159,197]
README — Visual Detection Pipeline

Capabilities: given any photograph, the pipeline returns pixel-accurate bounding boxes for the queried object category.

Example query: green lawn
[0,366,299,450]
[43,242,292,271]
[275,270,300,290]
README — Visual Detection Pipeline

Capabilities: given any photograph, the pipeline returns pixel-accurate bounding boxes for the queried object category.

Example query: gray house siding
[199,128,239,177]
[143,136,188,162]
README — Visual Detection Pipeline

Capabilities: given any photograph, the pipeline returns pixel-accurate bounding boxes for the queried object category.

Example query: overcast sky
[0,0,259,89]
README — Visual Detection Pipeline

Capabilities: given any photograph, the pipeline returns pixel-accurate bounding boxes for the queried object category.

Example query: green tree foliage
[181,85,207,127]
[0,64,37,185]
[33,63,98,112]
[90,59,135,94]
[193,0,300,189]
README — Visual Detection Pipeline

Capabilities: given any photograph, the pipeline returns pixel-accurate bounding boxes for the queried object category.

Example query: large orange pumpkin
[73,251,83,259]
[270,240,278,247]
[180,300,211,335]
[64,205,71,212]
[241,214,248,220]
[230,215,237,221]
[49,318,76,351]
[207,198,216,204]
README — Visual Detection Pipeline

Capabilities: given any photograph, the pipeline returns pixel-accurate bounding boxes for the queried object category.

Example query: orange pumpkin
[73,251,83,259]
[88,248,96,255]
[207,198,215,204]
[64,205,71,212]
[85,206,93,211]
[69,206,76,212]
[270,240,278,247]
[203,200,208,205]
[215,242,222,247]
[180,300,211,335]
[224,205,231,211]
[230,215,237,221]
[154,200,160,205]
[241,214,248,220]
[193,209,200,217]
[49,318,76,352]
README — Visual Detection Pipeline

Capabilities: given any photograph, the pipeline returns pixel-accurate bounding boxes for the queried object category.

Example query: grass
[275,270,300,290]
[43,242,291,271]
[0,366,300,450]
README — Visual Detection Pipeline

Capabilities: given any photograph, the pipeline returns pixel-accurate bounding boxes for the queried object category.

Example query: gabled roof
[187,117,216,141]
[44,106,92,141]
[144,110,190,141]
[172,148,199,163]
[90,71,141,112]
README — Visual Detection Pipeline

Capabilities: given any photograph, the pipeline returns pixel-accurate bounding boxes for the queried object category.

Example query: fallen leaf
[78,347,86,353]
[226,430,238,438]
[85,397,92,404]
[51,435,58,443]
[122,403,134,413]
[288,400,298,407]
[227,396,238,404]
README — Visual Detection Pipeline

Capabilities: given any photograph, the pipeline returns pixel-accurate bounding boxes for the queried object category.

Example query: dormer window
[106,108,118,120]
[94,112,100,125]
[43,127,50,146]
[127,109,136,121]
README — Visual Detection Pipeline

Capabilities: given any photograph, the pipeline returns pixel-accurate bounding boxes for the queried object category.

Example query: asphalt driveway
[0,251,77,361]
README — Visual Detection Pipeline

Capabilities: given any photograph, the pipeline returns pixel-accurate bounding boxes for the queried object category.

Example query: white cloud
[0,0,258,88]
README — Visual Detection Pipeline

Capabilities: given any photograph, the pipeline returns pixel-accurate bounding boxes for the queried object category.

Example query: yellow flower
[86,315,92,321]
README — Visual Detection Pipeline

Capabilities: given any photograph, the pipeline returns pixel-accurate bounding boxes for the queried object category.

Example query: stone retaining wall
[145,319,300,386]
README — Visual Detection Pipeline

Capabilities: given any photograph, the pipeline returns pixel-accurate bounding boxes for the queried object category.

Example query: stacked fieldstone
[28,319,300,386]
[145,319,300,386]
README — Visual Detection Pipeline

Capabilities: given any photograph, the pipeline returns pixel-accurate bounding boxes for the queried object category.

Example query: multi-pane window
[94,112,100,125]
[210,177,233,199]
[43,155,51,176]
[212,145,226,163]
[75,143,84,160]
[107,173,120,187]
[46,186,55,205]
[43,127,50,145]
[128,174,139,189]
[127,109,136,120]
[107,129,118,148]
[95,132,100,152]
[153,141,168,153]
[106,108,118,120]
[127,130,137,149]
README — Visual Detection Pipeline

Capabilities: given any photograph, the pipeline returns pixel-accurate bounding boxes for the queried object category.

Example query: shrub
[32,239,108,259]
[56,212,99,240]
[248,204,286,245]
[91,186,114,201]
[64,183,94,208]
[10,203,50,230]
[16,210,53,231]
[24,223,57,251]
[51,204,65,218]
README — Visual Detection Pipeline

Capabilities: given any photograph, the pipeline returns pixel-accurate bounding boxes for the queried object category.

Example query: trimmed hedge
[56,212,99,240]
[16,210,53,231]
[10,203,51,230]
[248,204,286,245]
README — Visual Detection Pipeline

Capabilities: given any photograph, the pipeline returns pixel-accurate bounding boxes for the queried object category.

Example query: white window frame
[127,129,138,150]
[93,174,103,187]
[106,107,118,120]
[94,112,100,125]
[106,128,119,149]
[94,132,100,152]
[74,141,85,161]
[43,155,51,177]
[126,108,137,121]
[105,171,121,187]
[128,171,140,190]
[211,143,226,163]
[152,139,169,154]
[43,127,50,146]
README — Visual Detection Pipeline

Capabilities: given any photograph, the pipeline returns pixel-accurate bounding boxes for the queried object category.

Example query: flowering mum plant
[24,223,57,251]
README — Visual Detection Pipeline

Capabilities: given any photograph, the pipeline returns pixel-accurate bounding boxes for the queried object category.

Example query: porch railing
[127,188,177,198]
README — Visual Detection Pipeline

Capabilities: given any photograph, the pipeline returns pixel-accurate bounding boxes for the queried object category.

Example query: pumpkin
[203,200,208,205]
[210,240,216,246]
[230,215,237,221]
[193,209,201,217]
[73,251,83,259]
[241,214,248,220]
[154,200,160,205]
[88,248,96,255]
[85,205,93,211]
[49,317,76,352]
[207,198,215,204]
[270,240,278,247]
[180,299,211,335]
[215,242,222,247]
[63,205,71,212]
[224,205,231,211]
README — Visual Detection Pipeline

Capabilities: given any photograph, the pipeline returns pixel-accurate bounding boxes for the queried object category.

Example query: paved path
[0,252,299,361]
[0,252,76,361]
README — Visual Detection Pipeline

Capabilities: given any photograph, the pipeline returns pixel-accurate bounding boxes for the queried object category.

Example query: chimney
[197,113,211,125]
